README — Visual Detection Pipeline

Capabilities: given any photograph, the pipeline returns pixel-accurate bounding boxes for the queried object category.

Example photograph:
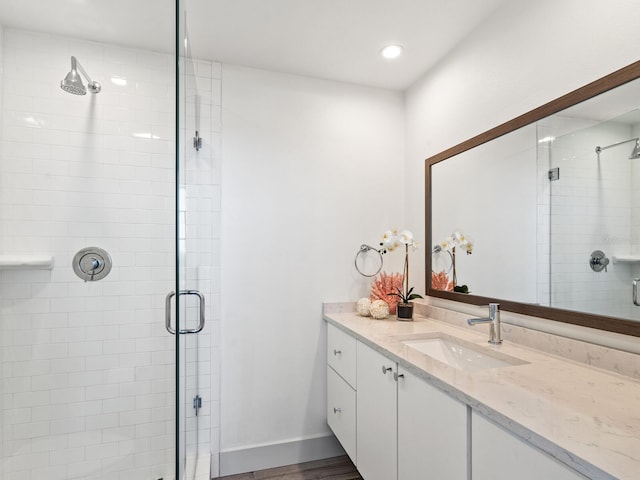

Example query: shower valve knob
[72,247,112,282]
[590,250,609,273]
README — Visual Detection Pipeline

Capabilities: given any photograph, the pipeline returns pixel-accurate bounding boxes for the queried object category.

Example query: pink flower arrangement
[431,270,454,291]
[370,272,404,314]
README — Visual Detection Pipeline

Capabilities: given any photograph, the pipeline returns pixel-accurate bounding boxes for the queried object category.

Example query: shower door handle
[165,290,206,334]
[633,279,640,307]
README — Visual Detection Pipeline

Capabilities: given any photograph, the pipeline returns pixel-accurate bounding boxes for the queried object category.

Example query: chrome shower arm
[595,137,639,154]
[74,57,94,85]
[74,57,101,94]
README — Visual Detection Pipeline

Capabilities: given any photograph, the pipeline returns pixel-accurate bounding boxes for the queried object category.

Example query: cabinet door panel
[327,366,357,464]
[398,367,467,479]
[356,341,397,480]
[472,412,586,480]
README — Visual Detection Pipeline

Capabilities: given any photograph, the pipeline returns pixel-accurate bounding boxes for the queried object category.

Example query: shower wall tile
[540,116,640,320]
[0,28,190,480]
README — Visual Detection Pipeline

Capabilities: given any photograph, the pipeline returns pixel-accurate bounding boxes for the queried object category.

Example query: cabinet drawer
[327,323,356,387]
[327,366,357,464]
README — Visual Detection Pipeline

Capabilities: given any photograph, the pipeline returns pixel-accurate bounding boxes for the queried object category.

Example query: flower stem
[452,247,457,286]
[404,244,409,299]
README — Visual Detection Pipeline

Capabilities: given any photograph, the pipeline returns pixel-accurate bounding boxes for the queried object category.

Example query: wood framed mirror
[426,60,640,337]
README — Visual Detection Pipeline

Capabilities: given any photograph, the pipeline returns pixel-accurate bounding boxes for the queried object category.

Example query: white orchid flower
[381,229,399,251]
[443,231,473,254]
[398,230,414,246]
[380,228,419,252]
[441,236,455,251]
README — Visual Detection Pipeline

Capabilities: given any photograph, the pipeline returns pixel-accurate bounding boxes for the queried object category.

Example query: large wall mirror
[426,61,640,337]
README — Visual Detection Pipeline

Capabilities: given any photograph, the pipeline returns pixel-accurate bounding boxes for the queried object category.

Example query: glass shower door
[0,2,181,479]
[175,2,219,478]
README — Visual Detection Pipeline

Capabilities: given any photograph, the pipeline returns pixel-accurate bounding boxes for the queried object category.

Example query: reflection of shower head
[630,139,640,159]
[595,137,640,160]
[60,56,101,95]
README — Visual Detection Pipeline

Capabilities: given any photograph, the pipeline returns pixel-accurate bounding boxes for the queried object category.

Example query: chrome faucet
[467,303,502,345]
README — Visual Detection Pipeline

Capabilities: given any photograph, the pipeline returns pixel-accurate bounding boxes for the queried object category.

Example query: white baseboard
[218,433,345,477]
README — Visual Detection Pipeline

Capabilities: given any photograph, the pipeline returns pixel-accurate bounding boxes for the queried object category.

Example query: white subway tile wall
[543,117,640,320]
[0,28,221,480]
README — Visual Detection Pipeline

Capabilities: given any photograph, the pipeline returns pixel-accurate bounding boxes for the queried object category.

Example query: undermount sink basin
[401,334,527,372]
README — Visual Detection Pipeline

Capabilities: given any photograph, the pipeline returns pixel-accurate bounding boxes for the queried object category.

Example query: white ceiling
[0,0,506,91]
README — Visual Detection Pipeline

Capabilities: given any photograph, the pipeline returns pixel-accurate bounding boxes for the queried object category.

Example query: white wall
[220,65,404,473]
[431,124,538,301]
[405,0,640,296]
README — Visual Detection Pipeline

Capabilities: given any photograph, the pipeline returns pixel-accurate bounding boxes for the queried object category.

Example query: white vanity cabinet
[397,365,467,479]
[329,329,469,480]
[326,324,357,463]
[325,316,618,480]
[356,341,398,480]
[472,411,587,480]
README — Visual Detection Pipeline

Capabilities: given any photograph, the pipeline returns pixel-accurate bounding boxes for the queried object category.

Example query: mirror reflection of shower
[595,137,640,160]
[60,56,101,95]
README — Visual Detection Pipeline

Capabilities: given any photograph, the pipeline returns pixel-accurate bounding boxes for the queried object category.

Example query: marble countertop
[324,309,640,480]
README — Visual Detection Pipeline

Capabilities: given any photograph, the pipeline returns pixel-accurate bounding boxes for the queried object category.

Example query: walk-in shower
[60,55,101,95]
[595,137,640,159]
[1,2,220,478]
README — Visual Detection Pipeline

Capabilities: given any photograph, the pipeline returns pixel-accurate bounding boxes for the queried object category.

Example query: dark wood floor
[217,455,362,480]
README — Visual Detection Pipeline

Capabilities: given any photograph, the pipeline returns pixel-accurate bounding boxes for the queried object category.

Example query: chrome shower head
[60,56,101,95]
[60,57,86,95]
[630,139,640,159]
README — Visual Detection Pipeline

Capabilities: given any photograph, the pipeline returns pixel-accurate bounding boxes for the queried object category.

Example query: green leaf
[407,293,423,300]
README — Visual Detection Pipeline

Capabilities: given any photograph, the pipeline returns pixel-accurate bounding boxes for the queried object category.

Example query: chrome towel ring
[432,245,453,273]
[354,244,383,277]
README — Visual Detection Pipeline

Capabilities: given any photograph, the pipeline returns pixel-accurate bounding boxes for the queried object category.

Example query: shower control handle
[72,247,112,282]
[85,257,102,272]
[589,250,609,273]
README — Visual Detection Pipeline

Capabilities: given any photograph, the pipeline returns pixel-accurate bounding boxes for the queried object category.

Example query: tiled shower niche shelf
[0,255,54,270]
[612,255,640,264]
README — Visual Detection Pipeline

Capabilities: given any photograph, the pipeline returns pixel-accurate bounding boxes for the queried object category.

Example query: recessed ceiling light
[381,45,403,59]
